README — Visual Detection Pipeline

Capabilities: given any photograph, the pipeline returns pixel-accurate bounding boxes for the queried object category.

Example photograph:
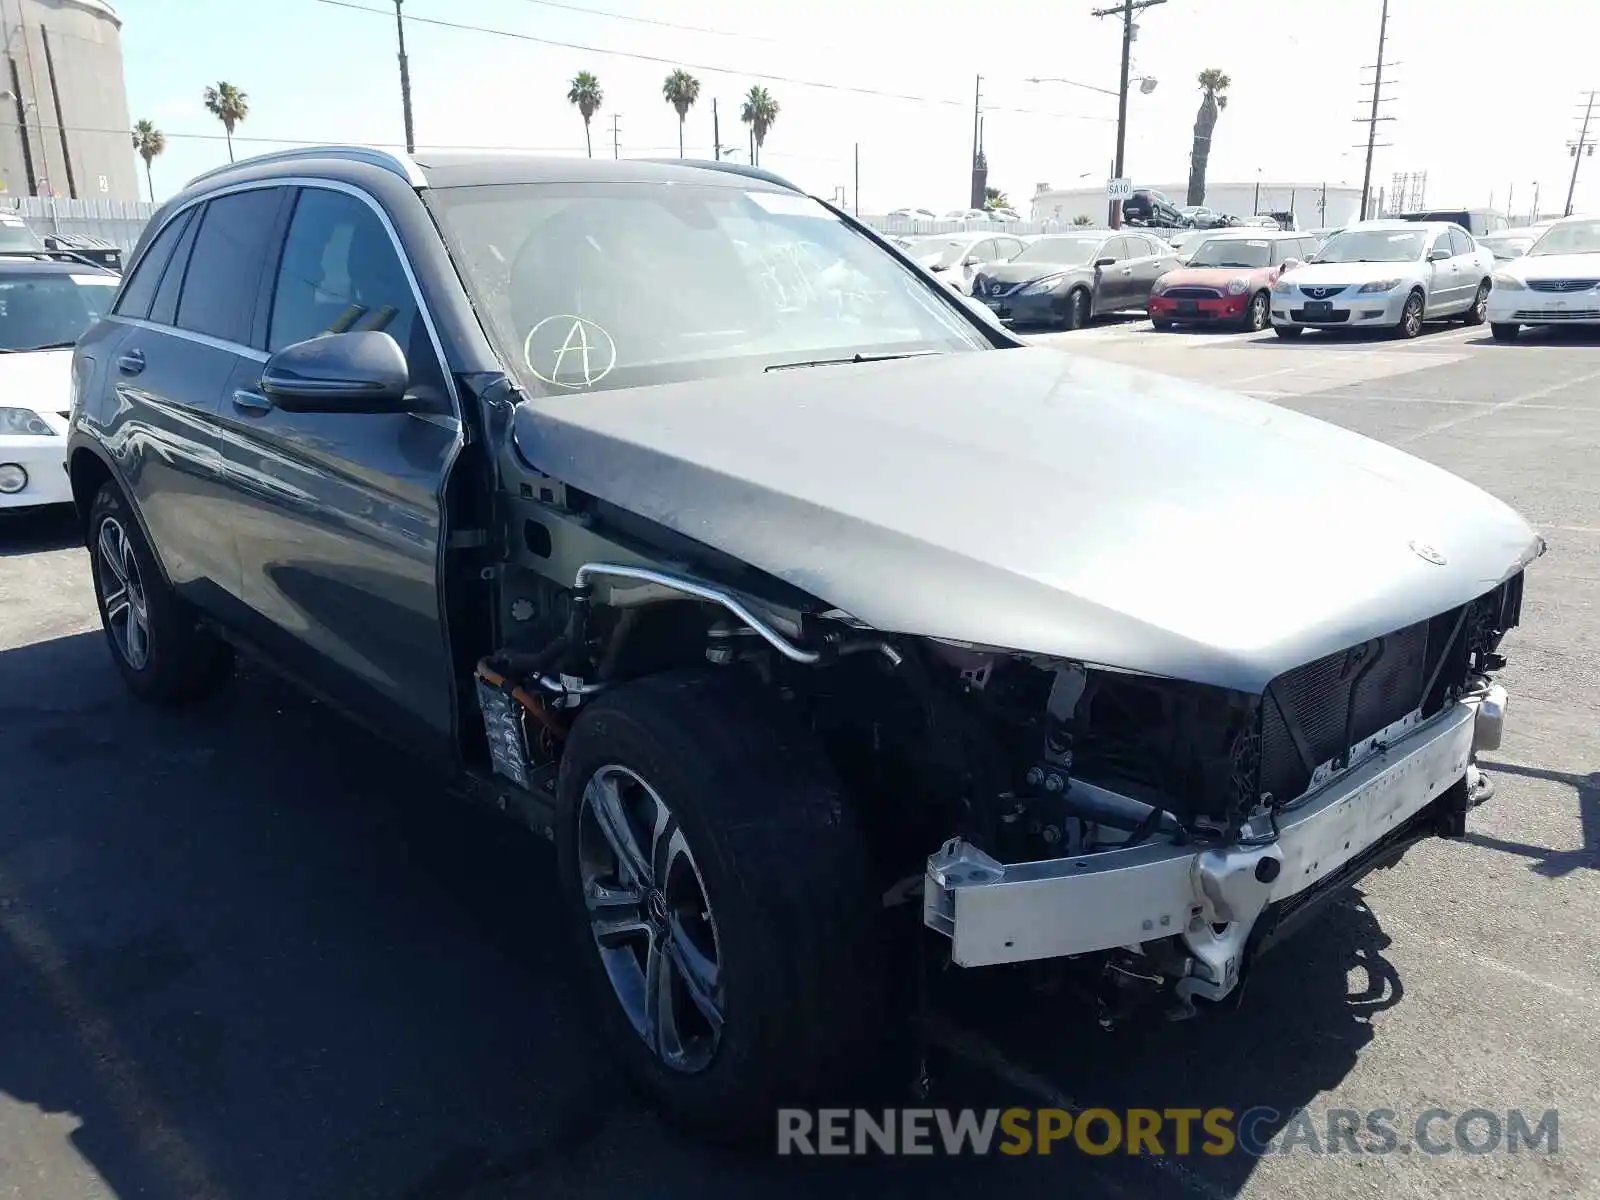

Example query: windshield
[1528,219,1600,256]
[1312,229,1426,264]
[0,222,42,252]
[901,237,975,268]
[1014,236,1104,266]
[1186,237,1273,268]
[0,271,117,351]
[427,182,986,396]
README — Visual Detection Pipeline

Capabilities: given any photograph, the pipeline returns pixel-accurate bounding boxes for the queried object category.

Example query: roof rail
[639,158,803,193]
[0,248,117,270]
[185,145,427,191]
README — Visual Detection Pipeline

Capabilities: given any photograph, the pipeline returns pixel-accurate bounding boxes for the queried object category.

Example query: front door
[215,184,464,768]
[1425,229,1462,313]
[1095,236,1133,312]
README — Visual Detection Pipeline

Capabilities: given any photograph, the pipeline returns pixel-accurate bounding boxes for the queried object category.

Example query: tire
[1243,291,1271,332]
[1393,290,1425,339]
[87,481,233,704]
[554,670,887,1139]
[1462,279,1490,325]
[1273,324,1304,340]
[1490,322,1520,342]
[1151,318,1174,331]
[1062,286,1090,330]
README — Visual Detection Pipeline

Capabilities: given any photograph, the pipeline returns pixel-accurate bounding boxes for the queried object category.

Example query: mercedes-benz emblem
[1409,540,1447,566]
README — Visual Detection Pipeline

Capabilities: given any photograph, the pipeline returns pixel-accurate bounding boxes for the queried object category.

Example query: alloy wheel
[96,516,150,671]
[578,764,725,1073]
[1402,294,1424,337]
[1247,292,1269,331]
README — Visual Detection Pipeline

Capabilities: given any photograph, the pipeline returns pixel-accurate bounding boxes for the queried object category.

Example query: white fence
[0,196,156,251]
[859,214,1193,240]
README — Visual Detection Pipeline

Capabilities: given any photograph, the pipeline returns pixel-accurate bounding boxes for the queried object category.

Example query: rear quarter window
[112,207,194,320]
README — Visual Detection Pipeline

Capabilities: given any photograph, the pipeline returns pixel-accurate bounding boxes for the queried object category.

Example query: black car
[1121,187,1185,227]
[970,230,1180,328]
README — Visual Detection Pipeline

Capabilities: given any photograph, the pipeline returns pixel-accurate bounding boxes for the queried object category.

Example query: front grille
[1164,286,1221,300]
[1516,308,1600,320]
[1526,279,1599,293]
[1298,285,1347,299]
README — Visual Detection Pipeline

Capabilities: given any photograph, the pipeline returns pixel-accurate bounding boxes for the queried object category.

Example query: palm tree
[131,119,165,202]
[984,185,1011,212]
[203,82,249,163]
[1072,214,1095,226]
[1186,69,1230,206]
[661,69,701,158]
[740,85,778,167]
[567,71,603,158]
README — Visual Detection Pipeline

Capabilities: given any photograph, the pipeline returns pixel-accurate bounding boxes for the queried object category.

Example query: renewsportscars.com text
[776,1107,1560,1157]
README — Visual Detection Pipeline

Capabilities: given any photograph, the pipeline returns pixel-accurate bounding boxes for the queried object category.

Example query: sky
[123,0,1600,220]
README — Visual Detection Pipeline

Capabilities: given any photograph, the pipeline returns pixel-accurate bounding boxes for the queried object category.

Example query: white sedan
[0,260,121,512]
[1486,215,1600,341]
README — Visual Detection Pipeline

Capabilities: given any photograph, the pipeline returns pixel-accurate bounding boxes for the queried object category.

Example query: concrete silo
[0,0,137,201]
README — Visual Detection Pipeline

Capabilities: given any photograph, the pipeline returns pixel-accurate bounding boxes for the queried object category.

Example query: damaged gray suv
[67,148,1540,1135]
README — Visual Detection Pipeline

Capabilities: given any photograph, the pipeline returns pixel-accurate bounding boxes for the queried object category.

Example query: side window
[1102,237,1129,261]
[112,207,194,320]
[175,187,284,344]
[969,238,996,263]
[996,237,1023,260]
[1429,230,1453,259]
[1449,227,1474,256]
[267,187,440,393]
[150,207,203,326]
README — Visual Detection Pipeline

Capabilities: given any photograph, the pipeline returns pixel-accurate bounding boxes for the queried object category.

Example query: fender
[65,433,178,594]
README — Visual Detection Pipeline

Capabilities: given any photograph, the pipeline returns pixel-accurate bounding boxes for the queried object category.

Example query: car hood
[511,348,1541,694]
[976,260,1092,287]
[1503,251,1600,281]
[0,348,71,415]
[1287,259,1426,286]
[1159,265,1274,287]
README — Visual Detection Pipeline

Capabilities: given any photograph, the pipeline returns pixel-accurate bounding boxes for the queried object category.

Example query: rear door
[216,183,463,767]
[1126,234,1168,307]
[95,188,287,610]
[1448,226,1484,303]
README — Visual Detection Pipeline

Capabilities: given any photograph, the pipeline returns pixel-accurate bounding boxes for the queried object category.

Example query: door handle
[1121,267,1134,275]
[231,389,274,415]
[116,349,145,376]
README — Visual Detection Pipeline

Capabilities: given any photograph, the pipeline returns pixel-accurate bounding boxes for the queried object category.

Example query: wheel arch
[69,443,176,592]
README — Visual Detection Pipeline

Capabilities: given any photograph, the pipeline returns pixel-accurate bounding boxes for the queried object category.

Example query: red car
[1149,229,1322,332]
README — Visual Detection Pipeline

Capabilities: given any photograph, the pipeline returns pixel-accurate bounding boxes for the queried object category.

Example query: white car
[1478,223,1553,261]
[1486,215,1600,340]
[896,231,1029,294]
[1269,219,1493,339]
[0,257,121,512]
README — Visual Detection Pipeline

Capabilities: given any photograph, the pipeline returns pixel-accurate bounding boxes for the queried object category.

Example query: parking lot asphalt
[2,318,1596,1200]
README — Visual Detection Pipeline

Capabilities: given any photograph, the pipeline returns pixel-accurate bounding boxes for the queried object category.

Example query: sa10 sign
[1106,178,1133,200]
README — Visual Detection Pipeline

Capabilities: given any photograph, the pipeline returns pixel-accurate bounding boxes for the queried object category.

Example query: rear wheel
[1243,290,1271,332]
[1062,286,1090,330]
[1273,324,1304,340]
[1462,279,1490,325]
[1151,318,1174,331]
[554,671,886,1139]
[1490,322,1521,342]
[88,482,233,704]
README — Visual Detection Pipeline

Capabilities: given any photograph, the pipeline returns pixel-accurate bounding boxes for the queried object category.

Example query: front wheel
[1243,290,1271,332]
[1061,286,1090,330]
[554,671,886,1138]
[1490,322,1521,342]
[1273,324,1304,339]
[88,482,233,704]
[1462,280,1490,325]
[1393,290,1426,339]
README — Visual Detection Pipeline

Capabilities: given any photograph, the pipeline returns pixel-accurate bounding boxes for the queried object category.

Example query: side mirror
[1094,256,1116,268]
[259,330,410,413]
[1428,247,1450,261]
[1281,258,1303,272]
[962,255,981,266]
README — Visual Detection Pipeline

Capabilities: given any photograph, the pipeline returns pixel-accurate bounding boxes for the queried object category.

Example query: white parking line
[1395,365,1600,443]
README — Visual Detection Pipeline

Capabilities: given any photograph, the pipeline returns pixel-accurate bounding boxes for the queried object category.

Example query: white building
[1029,181,1367,230]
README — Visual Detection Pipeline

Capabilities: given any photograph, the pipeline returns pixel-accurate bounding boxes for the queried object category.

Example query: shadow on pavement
[0,629,1384,1199]
[0,505,80,558]
[1462,760,1599,876]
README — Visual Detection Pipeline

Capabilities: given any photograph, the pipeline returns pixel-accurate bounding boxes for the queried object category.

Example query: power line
[502,0,794,45]
[316,0,1116,122]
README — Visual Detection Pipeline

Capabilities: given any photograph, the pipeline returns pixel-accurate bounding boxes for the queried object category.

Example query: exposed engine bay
[473,527,1524,1024]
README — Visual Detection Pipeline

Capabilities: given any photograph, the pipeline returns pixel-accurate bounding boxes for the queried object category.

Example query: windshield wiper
[764,351,938,373]
[11,340,78,352]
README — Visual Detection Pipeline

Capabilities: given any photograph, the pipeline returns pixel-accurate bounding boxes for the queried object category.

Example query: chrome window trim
[116,176,461,415]
[105,314,270,362]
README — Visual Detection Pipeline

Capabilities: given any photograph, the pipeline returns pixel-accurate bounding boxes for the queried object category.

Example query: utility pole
[1532,182,1541,222]
[1354,0,1395,221]
[393,0,415,154]
[1091,0,1166,228]
[1565,90,1598,216]
[969,75,985,210]
[1507,182,1514,220]
[713,98,720,161]
[611,113,621,160]
[854,142,860,215]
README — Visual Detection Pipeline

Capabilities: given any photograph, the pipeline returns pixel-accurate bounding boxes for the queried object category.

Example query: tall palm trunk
[144,160,153,202]
[1186,92,1217,206]
[225,127,234,163]
[678,115,685,157]
[583,117,592,158]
